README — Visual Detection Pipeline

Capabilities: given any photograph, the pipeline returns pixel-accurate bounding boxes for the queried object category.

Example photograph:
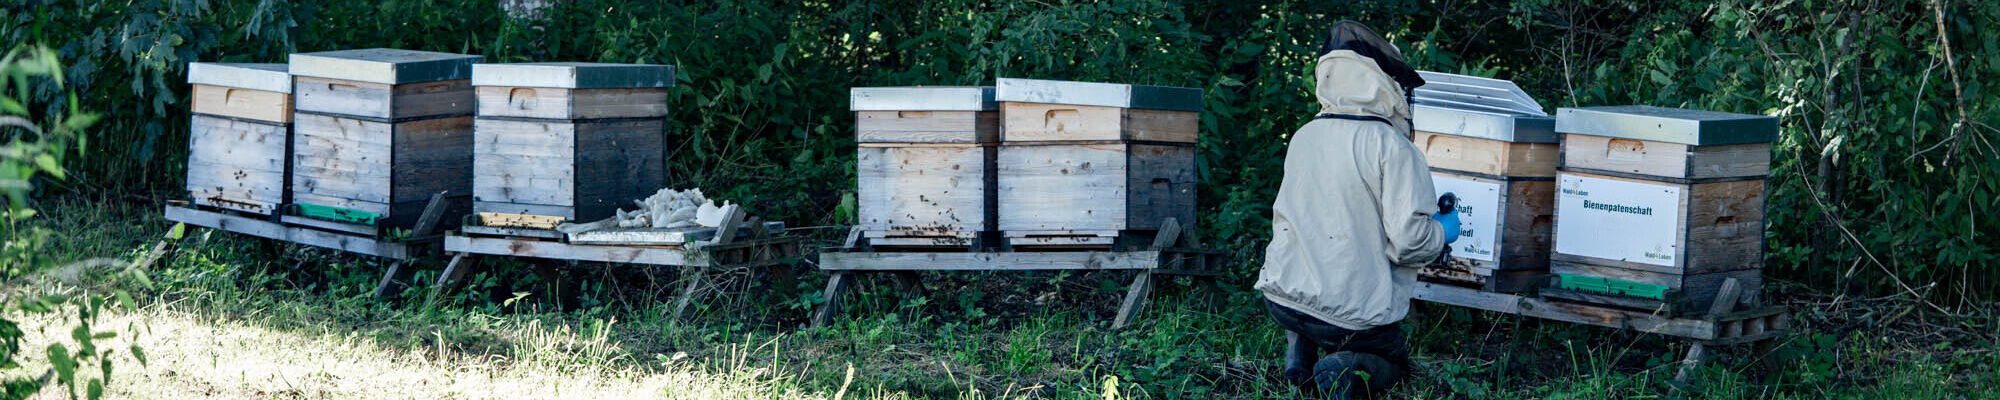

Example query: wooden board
[186,115,289,215]
[1416,130,1557,177]
[291,113,474,229]
[1413,282,1725,340]
[999,103,1196,143]
[294,76,474,120]
[447,235,690,265]
[1552,171,1765,275]
[1561,134,1771,180]
[857,144,995,239]
[165,205,418,259]
[474,86,669,120]
[566,221,787,245]
[855,111,998,143]
[192,85,293,123]
[819,251,1162,271]
[471,118,665,221]
[997,143,1195,234]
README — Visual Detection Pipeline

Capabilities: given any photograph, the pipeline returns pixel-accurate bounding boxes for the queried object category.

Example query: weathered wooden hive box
[186,62,294,215]
[852,86,998,248]
[470,62,672,222]
[1411,72,1560,292]
[287,49,483,229]
[1550,105,1776,313]
[994,78,1201,248]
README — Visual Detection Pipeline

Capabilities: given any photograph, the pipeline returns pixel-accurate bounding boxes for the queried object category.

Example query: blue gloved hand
[1433,211,1460,245]
[1433,193,1461,245]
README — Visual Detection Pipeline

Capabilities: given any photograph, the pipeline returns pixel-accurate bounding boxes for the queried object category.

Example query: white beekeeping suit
[1253,23,1449,331]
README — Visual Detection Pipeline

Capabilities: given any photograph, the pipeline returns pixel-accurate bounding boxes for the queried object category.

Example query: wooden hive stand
[812,218,1226,329]
[1415,275,1788,384]
[163,192,455,298]
[438,205,804,319]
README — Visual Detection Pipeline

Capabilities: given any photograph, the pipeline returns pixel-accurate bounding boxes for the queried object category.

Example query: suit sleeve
[1379,138,1447,268]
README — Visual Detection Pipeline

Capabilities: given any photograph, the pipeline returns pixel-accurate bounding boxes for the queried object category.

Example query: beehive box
[1428,172,1555,291]
[186,62,293,215]
[1411,71,1560,292]
[851,87,998,247]
[288,49,483,229]
[994,78,1201,143]
[853,86,998,144]
[993,79,1201,247]
[1549,105,1776,313]
[469,63,672,222]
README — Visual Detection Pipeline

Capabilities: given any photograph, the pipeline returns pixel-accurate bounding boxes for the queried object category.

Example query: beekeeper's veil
[1312,20,1424,130]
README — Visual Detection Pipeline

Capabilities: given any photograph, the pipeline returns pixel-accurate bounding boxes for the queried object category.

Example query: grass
[11,194,2000,399]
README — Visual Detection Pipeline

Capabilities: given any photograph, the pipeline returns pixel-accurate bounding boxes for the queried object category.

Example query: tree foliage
[2,0,1996,302]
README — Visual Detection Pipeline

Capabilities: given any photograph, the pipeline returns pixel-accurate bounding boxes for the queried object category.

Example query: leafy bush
[2,0,1996,302]
[0,44,138,400]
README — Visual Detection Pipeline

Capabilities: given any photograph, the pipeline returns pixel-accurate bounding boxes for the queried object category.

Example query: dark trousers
[1266,299,1411,399]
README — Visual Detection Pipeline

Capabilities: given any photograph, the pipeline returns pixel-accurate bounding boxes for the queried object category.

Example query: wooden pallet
[1414,278,1788,383]
[815,218,1225,329]
[439,205,804,319]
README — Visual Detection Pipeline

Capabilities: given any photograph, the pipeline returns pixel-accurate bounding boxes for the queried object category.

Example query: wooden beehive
[993,79,1202,247]
[288,49,483,229]
[1410,71,1561,292]
[186,62,293,215]
[470,63,673,222]
[851,87,997,247]
[1549,105,1777,313]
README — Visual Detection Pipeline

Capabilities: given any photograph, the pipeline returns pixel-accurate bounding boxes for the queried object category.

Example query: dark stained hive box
[287,48,483,229]
[470,63,672,222]
[994,78,1201,247]
[1550,105,1777,313]
[1411,71,1560,292]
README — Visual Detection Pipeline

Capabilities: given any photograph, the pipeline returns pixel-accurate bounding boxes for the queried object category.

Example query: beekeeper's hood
[1314,20,1425,130]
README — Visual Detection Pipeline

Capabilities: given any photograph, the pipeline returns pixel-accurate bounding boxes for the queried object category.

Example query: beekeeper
[1253,20,1459,398]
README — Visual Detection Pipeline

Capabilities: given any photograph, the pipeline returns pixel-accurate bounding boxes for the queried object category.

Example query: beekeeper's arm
[1379,142,1447,267]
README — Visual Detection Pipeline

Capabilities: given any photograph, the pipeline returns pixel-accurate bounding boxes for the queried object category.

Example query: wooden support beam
[1112,271,1154,329]
[1676,278,1743,383]
[819,251,1164,271]
[167,205,419,259]
[412,192,449,236]
[373,260,406,299]
[671,269,709,320]
[811,272,854,328]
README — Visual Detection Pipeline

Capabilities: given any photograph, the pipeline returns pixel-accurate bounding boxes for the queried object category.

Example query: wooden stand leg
[1675,277,1744,384]
[671,268,710,320]
[373,259,407,299]
[436,253,477,289]
[1112,271,1155,330]
[424,253,480,307]
[811,272,854,328]
[1112,217,1180,330]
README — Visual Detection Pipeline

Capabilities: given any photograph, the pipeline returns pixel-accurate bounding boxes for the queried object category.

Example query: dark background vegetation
[3,0,1995,302]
